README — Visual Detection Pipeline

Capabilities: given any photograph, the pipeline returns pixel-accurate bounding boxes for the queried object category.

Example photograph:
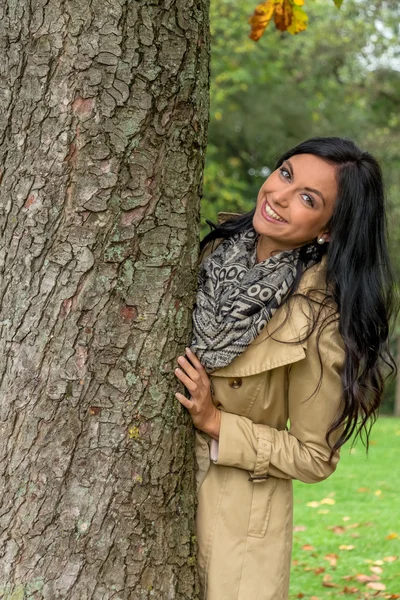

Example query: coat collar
[207,212,331,377]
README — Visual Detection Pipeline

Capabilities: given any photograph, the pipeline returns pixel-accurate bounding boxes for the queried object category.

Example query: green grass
[290,416,400,599]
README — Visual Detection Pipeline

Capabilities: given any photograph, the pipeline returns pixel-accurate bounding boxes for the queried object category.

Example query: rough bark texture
[0,0,209,598]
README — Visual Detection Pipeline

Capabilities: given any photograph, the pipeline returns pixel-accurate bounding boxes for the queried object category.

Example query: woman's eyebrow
[286,159,326,206]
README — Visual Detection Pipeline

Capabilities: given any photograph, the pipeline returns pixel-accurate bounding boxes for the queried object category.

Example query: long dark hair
[201,136,397,456]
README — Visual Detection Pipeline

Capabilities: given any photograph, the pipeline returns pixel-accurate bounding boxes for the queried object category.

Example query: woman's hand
[174,347,221,440]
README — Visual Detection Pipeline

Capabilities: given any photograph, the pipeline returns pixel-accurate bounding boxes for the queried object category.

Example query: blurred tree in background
[202,0,400,412]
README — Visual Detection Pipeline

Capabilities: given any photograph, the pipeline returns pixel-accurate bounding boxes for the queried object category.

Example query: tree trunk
[394,334,400,417]
[0,1,210,598]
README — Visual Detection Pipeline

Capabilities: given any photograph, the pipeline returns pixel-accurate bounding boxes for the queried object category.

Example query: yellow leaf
[320,497,336,505]
[373,560,384,565]
[306,501,319,508]
[339,545,355,550]
[383,556,397,562]
[287,5,308,35]
[248,1,275,41]
[386,532,399,540]
[343,516,351,521]
[374,489,382,496]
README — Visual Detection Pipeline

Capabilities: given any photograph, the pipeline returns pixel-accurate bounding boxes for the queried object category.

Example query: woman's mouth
[261,199,287,224]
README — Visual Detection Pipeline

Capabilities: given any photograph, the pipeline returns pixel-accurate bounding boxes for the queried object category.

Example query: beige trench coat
[194,217,345,600]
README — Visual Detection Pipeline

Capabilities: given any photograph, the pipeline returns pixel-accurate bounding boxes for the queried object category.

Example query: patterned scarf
[190,226,321,372]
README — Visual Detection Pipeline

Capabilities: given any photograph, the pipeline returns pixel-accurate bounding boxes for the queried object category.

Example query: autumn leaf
[274,0,293,32]
[324,553,338,567]
[386,532,398,540]
[302,544,315,551]
[248,1,275,41]
[249,0,309,40]
[320,497,336,505]
[370,566,383,574]
[366,581,386,591]
[353,573,380,583]
[383,556,397,562]
[339,544,355,550]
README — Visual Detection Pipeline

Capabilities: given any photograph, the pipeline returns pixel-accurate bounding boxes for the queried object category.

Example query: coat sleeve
[211,321,345,484]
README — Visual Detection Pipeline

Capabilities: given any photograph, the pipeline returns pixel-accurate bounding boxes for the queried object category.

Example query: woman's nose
[271,190,289,207]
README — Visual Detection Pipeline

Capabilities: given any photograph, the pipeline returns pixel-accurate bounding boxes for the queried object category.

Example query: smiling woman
[174,136,397,600]
[254,154,337,261]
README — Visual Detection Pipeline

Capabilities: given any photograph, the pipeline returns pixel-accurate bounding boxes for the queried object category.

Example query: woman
[174,137,396,600]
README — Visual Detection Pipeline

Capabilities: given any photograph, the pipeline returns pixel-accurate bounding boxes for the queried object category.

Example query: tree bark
[0,1,209,598]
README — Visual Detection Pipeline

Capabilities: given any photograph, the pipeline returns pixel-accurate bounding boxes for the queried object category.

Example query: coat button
[229,377,242,389]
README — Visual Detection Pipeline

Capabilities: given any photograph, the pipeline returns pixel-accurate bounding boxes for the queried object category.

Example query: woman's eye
[302,194,315,207]
[280,167,290,180]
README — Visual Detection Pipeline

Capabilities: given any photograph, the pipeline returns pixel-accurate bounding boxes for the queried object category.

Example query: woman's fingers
[177,355,199,383]
[175,367,198,393]
[175,392,194,411]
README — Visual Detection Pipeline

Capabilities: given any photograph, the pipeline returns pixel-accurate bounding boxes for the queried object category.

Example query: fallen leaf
[293,525,307,532]
[331,525,346,535]
[314,567,325,575]
[296,594,305,599]
[322,581,339,588]
[320,497,336,505]
[373,560,384,565]
[386,533,399,540]
[307,501,320,508]
[383,556,397,562]
[342,586,359,594]
[358,487,370,492]
[339,545,355,550]
[354,573,380,583]
[302,544,315,551]
[375,489,382,496]
[343,516,351,521]
[366,582,386,591]
[324,553,338,567]
[370,566,383,574]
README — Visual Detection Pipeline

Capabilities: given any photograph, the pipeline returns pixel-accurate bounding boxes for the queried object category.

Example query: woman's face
[253,153,338,258]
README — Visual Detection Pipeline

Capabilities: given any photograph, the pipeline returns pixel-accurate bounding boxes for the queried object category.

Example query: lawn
[290,416,400,599]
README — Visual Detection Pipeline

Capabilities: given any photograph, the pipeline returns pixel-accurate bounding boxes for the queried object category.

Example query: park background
[202,1,400,597]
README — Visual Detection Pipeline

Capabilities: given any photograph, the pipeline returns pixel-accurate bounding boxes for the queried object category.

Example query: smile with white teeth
[264,201,286,222]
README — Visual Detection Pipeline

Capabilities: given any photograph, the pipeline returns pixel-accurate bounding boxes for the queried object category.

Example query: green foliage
[203,0,400,285]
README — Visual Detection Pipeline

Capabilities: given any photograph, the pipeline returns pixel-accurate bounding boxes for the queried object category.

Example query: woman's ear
[318,229,331,243]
